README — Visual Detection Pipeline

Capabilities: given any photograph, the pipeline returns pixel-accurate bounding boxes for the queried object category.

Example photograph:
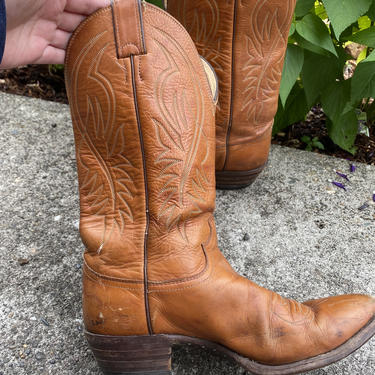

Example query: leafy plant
[300,135,325,151]
[49,64,64,75]
[146,0,164,7]
[276,0,375,154]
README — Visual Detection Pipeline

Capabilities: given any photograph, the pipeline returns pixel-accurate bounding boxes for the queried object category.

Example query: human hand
[1,0,110,69]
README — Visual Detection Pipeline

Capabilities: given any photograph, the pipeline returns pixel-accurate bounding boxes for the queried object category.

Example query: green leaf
[315,3,328,20]
[357,47,368,63]
[294,33,331,56]
[314,141,325,150]
[368,2,375,20]
[326,109,358,154]
[357,110,367,122]
[273,84,309,134]
[301,135,311,143]
[321,0,372,38]
[346,27,375,48]
[289,22,296,37]
[351,49,375,101]
[146,0,164,7]
[295,0,315,17]
[301,50,341,107]
[321,80,352,123]
[321,79,357,153]
[279,45,304,106]
[296,14,338,57]
[358,15,372,30]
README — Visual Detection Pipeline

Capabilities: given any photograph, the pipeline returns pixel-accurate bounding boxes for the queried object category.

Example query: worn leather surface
[65,1,375,366]
[167,0,296,172]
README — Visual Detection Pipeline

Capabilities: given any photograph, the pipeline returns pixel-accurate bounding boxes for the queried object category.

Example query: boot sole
[216,163,266,190]
[86,315,375,375]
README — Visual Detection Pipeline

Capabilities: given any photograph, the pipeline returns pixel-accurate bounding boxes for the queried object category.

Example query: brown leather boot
[65,1,375,374]
[166,0,296,189]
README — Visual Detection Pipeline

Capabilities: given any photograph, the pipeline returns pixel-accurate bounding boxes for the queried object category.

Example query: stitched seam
[113,0,123,56]
[149,273,212,293]
[83,244,208,286]
[216,122,273,148]
[134,0,143,53]
[121,42,142,48]
[83,259,143,284]
[65,8,110,65]
[84,267,143,291]
[223,0,238,171]
[139,0,147,52]
[113,1,141,56]
[148,245,209,285]
[138,56,143,81]
[130,55,153,335]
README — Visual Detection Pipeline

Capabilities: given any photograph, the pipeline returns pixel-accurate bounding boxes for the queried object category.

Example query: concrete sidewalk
[0,92,374,375]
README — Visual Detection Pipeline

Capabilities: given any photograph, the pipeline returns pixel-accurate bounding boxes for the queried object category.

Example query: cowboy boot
[64,1,375,374]
[165,0,296,189]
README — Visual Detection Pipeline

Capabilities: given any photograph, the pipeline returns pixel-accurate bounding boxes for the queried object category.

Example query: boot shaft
[65,0,217,288]
[167,0,296,173]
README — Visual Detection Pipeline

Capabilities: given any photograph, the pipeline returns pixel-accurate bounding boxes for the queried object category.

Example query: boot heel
[85,332,172,375]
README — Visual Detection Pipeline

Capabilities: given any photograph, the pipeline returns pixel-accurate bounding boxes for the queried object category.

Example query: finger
[58,11,85,32]
[51,29,72,50]
[35,45,66,65]
[65,0,111,16]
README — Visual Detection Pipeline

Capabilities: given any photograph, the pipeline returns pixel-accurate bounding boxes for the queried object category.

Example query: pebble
[40,317,50,327]
[54,215,62,222]
[242,233,250,242]
[54,353,62,361]
[358,202,370,211]
[17,258,29,266]
[35,352,46,361]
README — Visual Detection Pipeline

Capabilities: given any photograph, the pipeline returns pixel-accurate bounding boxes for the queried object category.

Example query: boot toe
[305,294,375,349]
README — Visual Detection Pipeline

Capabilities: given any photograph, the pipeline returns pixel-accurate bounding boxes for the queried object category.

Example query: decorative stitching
[148,245,209,285]
[150,25,212,241]
[65,8,110,66]
[84,259,144,284]
[84,267,143,291]
[68,30,137,254]
[144,4,214,104]
[149,273,212,293]
[240,0,295,127]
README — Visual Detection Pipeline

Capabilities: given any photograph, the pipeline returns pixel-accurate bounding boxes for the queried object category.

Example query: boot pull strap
[111,0,147,58]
